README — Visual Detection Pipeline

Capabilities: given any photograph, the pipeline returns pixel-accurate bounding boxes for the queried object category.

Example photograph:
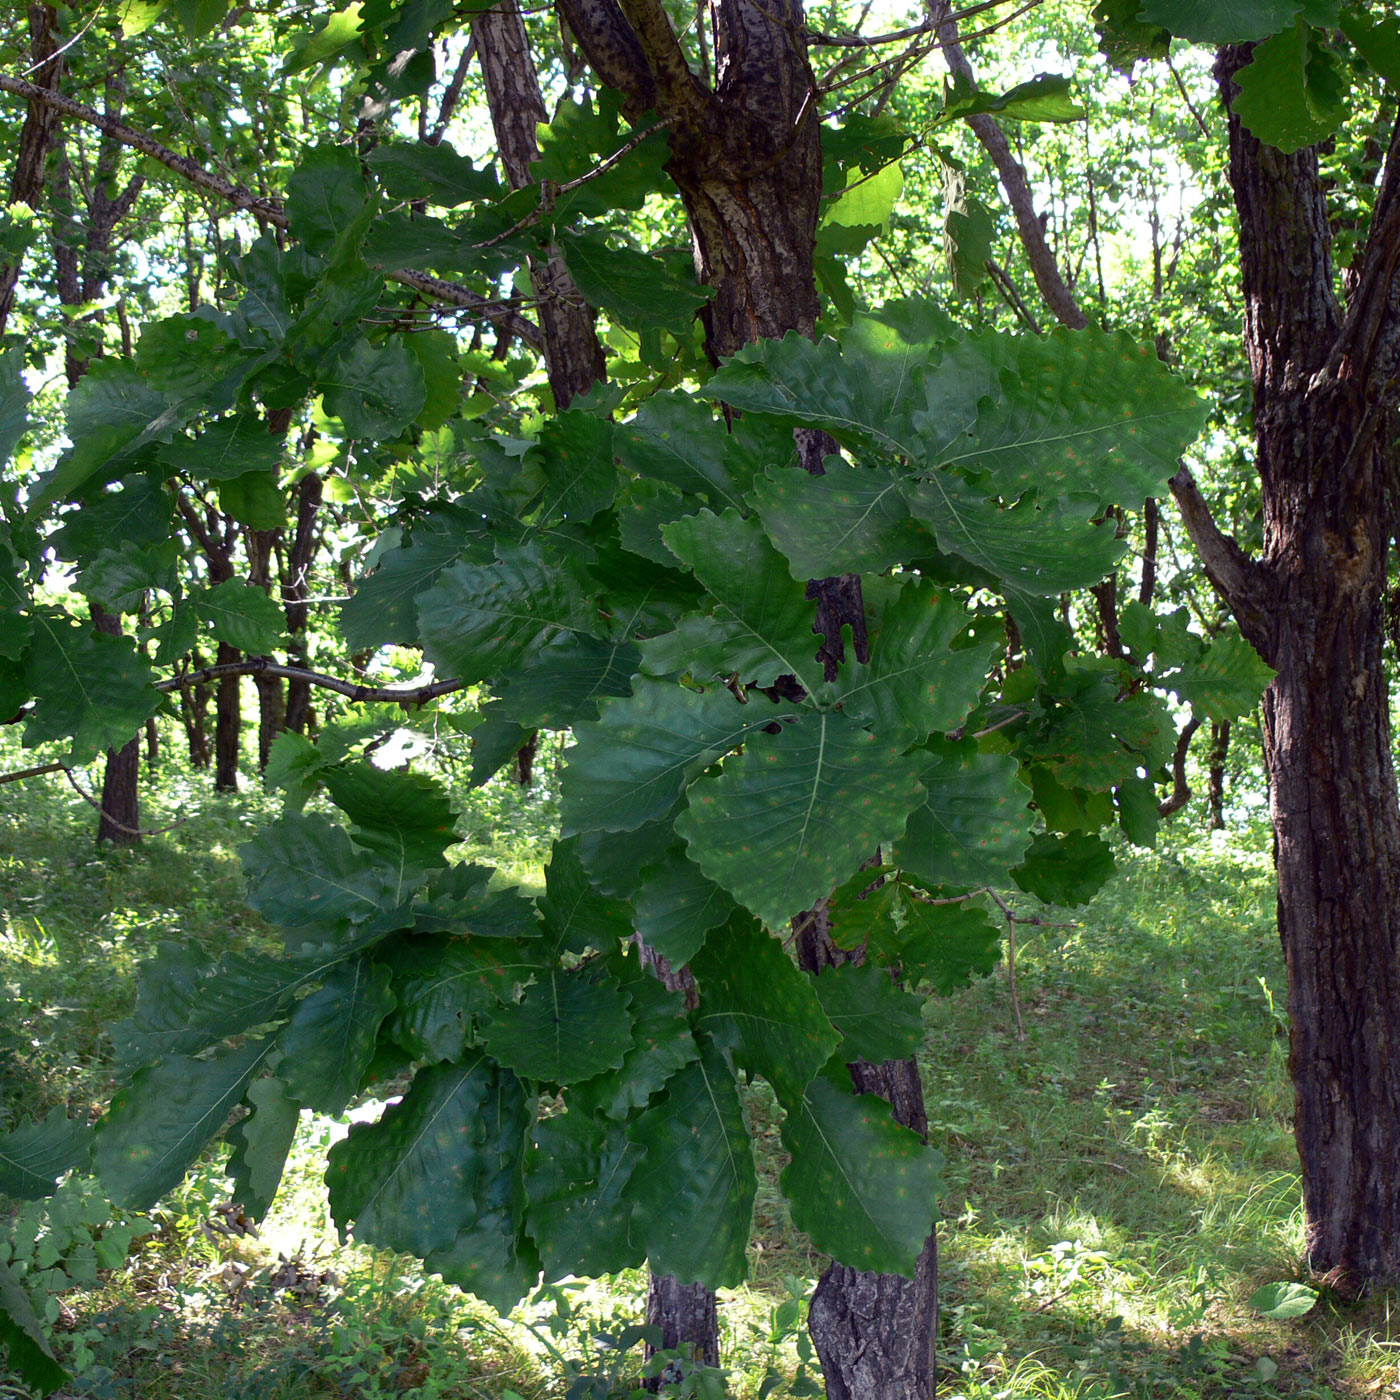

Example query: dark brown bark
[1139,496,1159,607]
[214,640,242,792]
[0,5,63,336]
[1206,719,1230,830]
[1194,48,1400,1291]
[90,605,141,846]
[177,495,243,791]
[644,1275,719,1379]
[473,2,606,408]
[181,650,212,769]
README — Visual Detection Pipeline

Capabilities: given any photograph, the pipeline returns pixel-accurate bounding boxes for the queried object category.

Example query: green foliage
[0,0,1281,1331]
[779,1073,944,1275]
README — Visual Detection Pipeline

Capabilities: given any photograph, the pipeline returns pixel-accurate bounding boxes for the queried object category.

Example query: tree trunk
[473,1,606,408]
[0,5,62,336]
[1262,566,1400,1289]
[472,5,720,1369]
[90,605,141,846]
[1191,48,1400,1291]
[655,12,937,1384]
[795,912,938,1400]
[1206,718,1229,830]
[214,640,241,792]
[181,650,212,769]
[644,1275,720,1376]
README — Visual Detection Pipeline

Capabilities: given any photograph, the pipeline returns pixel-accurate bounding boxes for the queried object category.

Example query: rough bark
[0,5,63,336]
[472,2,606,407]
[245,527,284,769]
[1203,48,1400,1290]
[473,1,721,1367]
[557,0,938,1379]
[213,639,242,792]
[644,1274,720,1375]
[181,649,213,769]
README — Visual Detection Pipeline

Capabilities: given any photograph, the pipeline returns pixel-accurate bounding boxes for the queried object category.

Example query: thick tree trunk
[656,16,937,1386]
[1263,571,1400,1289]
[1203,47,1400,1290]
[90,605,141,846]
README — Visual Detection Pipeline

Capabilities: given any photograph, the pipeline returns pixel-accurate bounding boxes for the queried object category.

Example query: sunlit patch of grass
[8,749,1400,1398]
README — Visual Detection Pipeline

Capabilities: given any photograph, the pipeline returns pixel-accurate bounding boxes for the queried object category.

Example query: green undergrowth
[3,759,1399,1399]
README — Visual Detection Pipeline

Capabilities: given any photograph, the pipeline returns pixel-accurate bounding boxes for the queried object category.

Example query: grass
[3,739,1399,1400]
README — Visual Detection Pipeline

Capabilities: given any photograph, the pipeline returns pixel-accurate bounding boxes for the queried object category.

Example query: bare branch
[154,658,465,707]
[62,765,187,836]
[0,760,65,786]
[925,0,1089,332]
[1157,714,1201,818]
[1168,463,1276,661]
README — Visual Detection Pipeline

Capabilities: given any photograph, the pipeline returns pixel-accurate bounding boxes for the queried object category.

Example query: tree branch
[0,760,65,785]
[615,0,709,119]
[1168,464,1275,661]
[926,0,1088,331]
[154,658,465,707]
[1157,714,1201,818]
[556,0,659,115]
[0,72,543,351]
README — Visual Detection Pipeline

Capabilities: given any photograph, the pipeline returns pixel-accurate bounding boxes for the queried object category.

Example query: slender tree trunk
[1206,719,1229,830]
[473,2,606,407]
[247,526,284,769]
[214,641,241,792]
[181,650,212,769]
[0,5,62,336]
[90,605,141,845]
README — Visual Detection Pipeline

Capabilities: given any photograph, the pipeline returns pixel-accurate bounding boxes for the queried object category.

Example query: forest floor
[2,747,1398,1400]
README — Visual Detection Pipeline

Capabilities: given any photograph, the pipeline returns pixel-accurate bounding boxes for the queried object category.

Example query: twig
[1165,53,1210,140]
[154,657,465,706]
[984,887,1026,1039]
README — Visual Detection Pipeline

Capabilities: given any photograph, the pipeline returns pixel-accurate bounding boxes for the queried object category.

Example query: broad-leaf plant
[0,0,1318,1379]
